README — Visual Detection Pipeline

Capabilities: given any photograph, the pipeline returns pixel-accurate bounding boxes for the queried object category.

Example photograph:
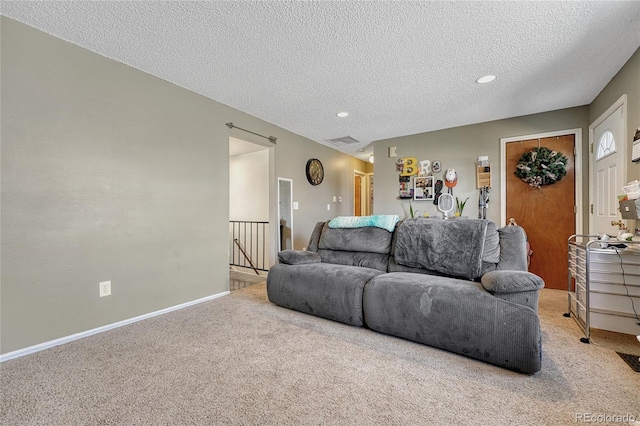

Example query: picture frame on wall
[413,176,434,201]
[399,175,413,199]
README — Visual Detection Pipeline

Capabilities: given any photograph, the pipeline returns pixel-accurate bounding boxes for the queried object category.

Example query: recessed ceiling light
[336,112,349,118]
[476,75,496,84]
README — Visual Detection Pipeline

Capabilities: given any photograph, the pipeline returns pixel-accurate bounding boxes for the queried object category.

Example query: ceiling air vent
[326,136,360,146]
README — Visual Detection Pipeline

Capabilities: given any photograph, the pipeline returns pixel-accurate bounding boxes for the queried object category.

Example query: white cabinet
[567,236,640,341]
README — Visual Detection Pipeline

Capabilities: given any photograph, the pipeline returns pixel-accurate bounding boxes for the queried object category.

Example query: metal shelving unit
[566,234,640,343]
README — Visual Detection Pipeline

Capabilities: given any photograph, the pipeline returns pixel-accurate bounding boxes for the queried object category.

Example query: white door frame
[277,177,294,251]
[589,94,628,235]
[500,128,583,232]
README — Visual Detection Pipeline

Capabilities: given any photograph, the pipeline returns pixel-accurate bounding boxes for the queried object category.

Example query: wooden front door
[354,174,362,216]
[506,135,575,290]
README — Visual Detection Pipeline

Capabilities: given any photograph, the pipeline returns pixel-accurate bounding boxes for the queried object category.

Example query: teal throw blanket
[328,215,400,232]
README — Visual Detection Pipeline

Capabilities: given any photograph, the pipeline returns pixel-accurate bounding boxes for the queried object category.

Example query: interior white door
[591,103,625,235]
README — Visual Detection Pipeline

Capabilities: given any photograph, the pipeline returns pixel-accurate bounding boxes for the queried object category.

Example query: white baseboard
[0,291,230,362]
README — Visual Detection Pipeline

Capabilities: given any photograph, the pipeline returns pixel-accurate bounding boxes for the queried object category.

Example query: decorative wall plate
[306,158,324,185]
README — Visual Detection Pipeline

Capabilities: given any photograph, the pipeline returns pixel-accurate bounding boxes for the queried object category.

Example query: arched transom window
[596,130,616,160]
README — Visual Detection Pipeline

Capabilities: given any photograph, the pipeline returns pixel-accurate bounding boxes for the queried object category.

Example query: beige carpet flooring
[1,284,639,425]
[229,270,267,291]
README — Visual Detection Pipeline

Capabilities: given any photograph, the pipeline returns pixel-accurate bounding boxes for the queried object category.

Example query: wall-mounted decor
[476,156,491,188]
[305,158,324,186]
[432,160,442,173]
[514,147,567,188]
[420,160,431,175]
[632,127,640,162]
[445,168,458,195]
[400,157,419,176]
[414,176,434,201]
[433,179,443,205]
[399,175,413,199]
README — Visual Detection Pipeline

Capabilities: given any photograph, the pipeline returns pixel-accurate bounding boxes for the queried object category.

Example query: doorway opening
[278,178,294,251]
[354,170,373,216]
[229,137,270,277]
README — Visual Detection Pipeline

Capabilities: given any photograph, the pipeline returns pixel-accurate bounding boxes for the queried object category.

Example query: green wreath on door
[515,147,568,189]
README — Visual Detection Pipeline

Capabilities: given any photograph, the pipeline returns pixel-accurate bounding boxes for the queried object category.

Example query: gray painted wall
[0,18,368,354]
[274,140,366,250]
[373,107,590,225]
[230,149,270,222]
[590,47,640,182]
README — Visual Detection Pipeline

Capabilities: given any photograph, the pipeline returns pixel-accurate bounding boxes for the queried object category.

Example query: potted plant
[408,202,420,218]
[407,202,433,219]
[455,197,469,218]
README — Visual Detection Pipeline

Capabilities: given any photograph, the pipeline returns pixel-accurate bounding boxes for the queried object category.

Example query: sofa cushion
[481,270,545,294]
[318,223,393,254]
[266,263,383,326]
[363,272,542,374]
[318,249,389,272]
[496,225,529,271]
[307,221,326,252]
[278,249,321,265]
[394,219,499,280]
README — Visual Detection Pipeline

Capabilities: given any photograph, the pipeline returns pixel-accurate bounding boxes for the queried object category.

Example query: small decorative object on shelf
[515,147,568,188]
[455,197,469,217]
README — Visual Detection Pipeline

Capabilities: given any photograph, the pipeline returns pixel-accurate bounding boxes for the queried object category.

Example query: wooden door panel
[506,135,575,290]
[354,175,362,216]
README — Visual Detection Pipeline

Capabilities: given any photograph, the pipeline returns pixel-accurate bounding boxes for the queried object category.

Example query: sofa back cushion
[318,250,389,272]
[393,219,500,280]
[318,223,393,255]
[479,225,530,275]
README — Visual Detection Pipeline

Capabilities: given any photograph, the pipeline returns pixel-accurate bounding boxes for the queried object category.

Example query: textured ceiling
[2,1,640,160]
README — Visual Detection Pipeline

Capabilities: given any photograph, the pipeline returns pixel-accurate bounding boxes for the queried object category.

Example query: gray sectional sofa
[266,217,545,374]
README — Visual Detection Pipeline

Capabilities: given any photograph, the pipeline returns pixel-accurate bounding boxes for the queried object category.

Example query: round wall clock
[305,158,324,186]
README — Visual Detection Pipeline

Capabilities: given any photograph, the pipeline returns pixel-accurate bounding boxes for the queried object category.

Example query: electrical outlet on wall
[99,281,111,297]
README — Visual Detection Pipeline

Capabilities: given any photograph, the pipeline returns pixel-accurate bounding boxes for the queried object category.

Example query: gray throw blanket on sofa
[394,218,499,280]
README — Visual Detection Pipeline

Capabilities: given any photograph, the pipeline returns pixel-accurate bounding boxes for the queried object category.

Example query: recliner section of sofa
[363,272,542,373]
[267,262,383,327]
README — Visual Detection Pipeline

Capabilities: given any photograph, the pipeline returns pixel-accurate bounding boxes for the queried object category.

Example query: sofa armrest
[278,249,321,265]
[481,271,544,311]
[481,270,544,294]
